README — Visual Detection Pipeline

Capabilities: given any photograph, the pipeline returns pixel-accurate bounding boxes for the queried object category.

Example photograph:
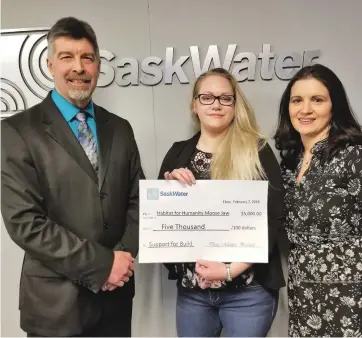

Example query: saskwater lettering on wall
[0,28,320,117]
[99,44,321,87]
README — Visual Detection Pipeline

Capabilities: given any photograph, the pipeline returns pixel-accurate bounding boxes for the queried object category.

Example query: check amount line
[152,229,230,231]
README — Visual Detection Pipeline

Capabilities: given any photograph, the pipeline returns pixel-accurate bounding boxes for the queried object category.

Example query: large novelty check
[139,180,268,263]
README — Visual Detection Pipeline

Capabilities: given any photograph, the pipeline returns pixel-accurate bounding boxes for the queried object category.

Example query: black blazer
[1,93,145,336]
[158,132,286,290]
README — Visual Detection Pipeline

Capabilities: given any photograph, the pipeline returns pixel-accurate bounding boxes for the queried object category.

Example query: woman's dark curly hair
[274,64,362,168]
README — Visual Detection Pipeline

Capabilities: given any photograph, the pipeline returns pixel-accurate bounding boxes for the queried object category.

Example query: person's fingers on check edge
[164,169,195,185]
[178,168,195,185]
[184,167,196,184]
[196,259,210,268]
[171,168,194,185]
[165,170,186,182]
[164,171,173,180]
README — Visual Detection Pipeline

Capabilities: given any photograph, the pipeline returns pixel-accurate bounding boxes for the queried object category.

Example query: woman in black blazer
[158,68,285,337]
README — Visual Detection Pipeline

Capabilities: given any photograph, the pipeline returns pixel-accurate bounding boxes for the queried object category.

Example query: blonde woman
[158,68,285,337]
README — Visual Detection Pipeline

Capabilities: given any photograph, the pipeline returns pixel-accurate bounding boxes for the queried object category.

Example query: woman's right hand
[164,168,196,186]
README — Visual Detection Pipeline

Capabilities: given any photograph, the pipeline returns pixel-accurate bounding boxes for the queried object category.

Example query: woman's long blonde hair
[191,68,266,180]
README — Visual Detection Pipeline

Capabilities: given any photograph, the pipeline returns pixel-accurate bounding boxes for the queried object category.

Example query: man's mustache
[67,75,91,82]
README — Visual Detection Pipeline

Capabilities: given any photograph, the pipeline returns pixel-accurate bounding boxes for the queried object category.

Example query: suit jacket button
[103,223,108,229]
[100,193,107,199]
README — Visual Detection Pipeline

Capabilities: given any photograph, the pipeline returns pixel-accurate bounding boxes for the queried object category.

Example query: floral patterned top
[174,148,254,290]
[282,140,362,337]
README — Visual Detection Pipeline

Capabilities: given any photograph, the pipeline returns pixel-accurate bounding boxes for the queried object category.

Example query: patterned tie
[76,111,99,174]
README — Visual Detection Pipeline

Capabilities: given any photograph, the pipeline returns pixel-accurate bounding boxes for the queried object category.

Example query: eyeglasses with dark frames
[195,93,235,106]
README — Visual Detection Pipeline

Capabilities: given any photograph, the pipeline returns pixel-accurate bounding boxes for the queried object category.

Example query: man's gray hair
[47,17,100,61]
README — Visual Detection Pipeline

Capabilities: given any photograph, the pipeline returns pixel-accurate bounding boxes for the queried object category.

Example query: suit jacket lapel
[94,104,113,190]
[175,131,200,168]
[41,93,98,184]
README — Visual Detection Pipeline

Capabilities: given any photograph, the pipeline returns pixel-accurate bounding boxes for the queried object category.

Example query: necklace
[303,156,313,166]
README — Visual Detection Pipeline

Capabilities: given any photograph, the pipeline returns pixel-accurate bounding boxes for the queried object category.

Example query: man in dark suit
[1,17,144,337]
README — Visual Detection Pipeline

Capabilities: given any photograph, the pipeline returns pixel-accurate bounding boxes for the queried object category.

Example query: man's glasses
[195,94,235,106]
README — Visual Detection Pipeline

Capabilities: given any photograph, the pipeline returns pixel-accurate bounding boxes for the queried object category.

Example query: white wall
[1,0,361,336]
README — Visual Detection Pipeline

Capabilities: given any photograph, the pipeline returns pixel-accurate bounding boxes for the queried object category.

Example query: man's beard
[66,73,98,103]
[68,87,92,102]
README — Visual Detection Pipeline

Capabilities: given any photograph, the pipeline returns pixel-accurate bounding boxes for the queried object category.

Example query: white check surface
[139,180,268,263]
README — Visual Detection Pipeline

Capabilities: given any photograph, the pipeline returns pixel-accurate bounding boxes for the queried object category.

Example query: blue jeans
[176,283,278,337]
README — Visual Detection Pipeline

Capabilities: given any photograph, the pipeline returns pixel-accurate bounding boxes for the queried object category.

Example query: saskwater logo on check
[147,188,188,200]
